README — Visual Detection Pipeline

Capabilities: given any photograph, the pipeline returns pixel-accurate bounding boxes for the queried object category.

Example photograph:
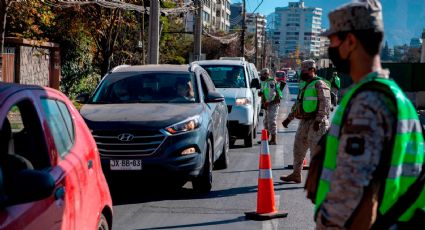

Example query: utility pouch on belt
[304,133,327,204]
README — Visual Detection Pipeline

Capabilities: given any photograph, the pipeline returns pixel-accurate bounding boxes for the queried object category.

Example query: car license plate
[110,160,142,170]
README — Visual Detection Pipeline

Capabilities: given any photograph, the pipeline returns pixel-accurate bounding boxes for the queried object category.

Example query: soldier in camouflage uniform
[259,68,283,145]
[280,60,331,183]
[314,0,425,229]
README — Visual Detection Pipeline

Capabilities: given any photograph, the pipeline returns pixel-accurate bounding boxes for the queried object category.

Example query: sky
[232,0,425,46]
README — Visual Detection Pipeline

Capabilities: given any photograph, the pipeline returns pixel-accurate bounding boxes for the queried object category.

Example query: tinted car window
[41,99,73,158]
[201,65,246,88]
[57,101,74,142]
[91,72,199,103]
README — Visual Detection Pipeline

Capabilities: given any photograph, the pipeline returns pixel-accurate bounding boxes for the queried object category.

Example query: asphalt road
[111,83,315,230]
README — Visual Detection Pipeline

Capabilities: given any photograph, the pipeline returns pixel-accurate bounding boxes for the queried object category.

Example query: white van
[194,59,261,147]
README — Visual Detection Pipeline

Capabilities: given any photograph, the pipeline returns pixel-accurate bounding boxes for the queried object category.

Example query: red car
[275,71,287,82]
[0,83,113,230]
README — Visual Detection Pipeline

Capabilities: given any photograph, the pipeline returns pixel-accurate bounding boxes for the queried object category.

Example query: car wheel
[244,130,253,147]
[229,139,236,147]
[192,139,213,193]
[98,214,109,230]
[214,128,229,170]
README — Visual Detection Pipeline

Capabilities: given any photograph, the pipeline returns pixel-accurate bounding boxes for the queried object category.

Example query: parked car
[78,64,229,193]
[275,70,287,82]
[0,83,113,230]
[193,59,261,147]
[287,70,297,82]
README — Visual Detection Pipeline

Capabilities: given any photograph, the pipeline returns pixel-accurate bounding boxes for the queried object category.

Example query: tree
[381,41,391,61]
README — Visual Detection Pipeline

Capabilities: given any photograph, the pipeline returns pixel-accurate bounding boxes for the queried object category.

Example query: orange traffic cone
[303,158,309,170]
[245,130,288,220]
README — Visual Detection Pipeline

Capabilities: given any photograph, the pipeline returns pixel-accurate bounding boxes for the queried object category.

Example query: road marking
[262,195,280,230]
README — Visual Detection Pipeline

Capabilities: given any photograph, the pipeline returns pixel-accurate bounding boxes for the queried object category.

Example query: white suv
[194,59,261,147]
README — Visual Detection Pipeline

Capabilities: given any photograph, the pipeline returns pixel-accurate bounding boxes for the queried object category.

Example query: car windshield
[90,72,198,104]
[276,72,286,78]
[201,65,246,88]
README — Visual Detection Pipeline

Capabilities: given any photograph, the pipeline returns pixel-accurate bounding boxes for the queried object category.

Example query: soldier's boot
[269,134,277,145]
[279,172,302,183]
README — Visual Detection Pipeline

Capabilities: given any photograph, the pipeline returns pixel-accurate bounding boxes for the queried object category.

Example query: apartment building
[246,13,267,48]
[272,0,323,57]
[185,0,231,32]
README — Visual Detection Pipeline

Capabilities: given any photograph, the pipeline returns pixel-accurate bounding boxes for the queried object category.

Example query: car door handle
[88,160,93,169]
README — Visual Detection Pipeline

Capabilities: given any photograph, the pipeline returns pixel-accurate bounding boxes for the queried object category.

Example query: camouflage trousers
[263,103,280,135]
[293,119,329,173]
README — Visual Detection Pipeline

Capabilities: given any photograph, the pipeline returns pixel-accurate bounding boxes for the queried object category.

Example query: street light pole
[241,0,246,57]
[193,0,202,61]
[148,0,160,64]
[254,15,258,67]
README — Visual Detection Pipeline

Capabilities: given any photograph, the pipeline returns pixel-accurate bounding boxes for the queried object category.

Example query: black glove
[282,118,291,128]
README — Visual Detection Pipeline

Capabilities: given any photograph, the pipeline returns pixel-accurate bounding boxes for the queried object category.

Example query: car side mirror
[251,79,261,89]
[76,93,90,104]
[8,170,55,206]
[205,91,225,103]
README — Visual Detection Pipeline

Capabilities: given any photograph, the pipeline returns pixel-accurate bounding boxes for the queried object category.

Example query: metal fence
[317,63,425,92]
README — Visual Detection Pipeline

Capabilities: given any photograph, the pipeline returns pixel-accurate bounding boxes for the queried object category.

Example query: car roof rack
[219,57,246,62]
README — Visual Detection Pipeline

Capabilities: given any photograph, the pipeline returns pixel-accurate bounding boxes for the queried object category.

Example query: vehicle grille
[92,130,166,156]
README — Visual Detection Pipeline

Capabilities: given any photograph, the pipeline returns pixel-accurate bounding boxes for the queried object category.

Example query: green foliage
[5,0,199,97]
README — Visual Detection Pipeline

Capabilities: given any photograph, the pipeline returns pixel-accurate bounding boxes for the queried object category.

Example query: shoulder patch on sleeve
[344,118,373,133]
[345,137,365,156]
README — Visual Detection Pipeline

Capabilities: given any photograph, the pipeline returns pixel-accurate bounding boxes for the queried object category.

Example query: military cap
[301,60,316,71]
[260,68,270,75]
[322,0,384,37]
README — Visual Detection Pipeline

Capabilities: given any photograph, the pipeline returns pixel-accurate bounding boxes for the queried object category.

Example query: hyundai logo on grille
[117,133,134,142]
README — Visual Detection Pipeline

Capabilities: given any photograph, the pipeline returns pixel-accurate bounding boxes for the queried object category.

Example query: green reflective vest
[331,75,341,89]
[315,72,425,223]
[301,77,322,114]
[261,78,283,102]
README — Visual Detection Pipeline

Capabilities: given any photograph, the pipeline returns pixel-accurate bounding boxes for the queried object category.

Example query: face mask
[300,73,311,81]
[328,42,351,74]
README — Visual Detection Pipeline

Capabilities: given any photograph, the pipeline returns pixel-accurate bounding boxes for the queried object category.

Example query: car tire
[229,139,236,147]
[192,139,213,193]
[244,130,253,147]
[214,128,229,170]
[98,214,109,230]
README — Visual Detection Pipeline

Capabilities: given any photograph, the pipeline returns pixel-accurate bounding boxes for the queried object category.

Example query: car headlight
[164,115,202,135]
[235,98,251,106]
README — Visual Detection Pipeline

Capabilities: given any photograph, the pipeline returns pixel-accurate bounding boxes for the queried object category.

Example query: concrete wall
[18,46,50,86]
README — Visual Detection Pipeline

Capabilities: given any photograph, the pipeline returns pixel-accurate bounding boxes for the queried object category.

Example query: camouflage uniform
[263,103,280,136]
[316,1,394,229]
[316,88,396,229]
[289,80,331,174]
[260,68,283,138]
